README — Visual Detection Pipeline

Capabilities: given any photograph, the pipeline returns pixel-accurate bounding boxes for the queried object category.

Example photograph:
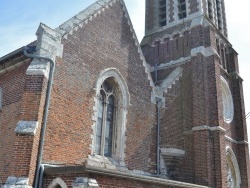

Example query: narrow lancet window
[95,79,116,157]
[159,0,167,27]
[216,0,223,31]
[178,0,187,19]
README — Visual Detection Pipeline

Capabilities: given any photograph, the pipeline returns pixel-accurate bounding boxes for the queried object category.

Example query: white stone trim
[225,135,248,145]
[91,68,129,165]
[173,0,178,21]
[36,23,63,59]
[186,0,190,16]
[26,23,63,79]
[48,177,68,188]
[3,177,32,188]
[119,0,155,89]
[198,0,204,15]
[72,177,99,188]
[220,76,234,123]
[226,146,241,188]
[149,46,219,72]
[161,148,185,157]
[191,46,218,57]
[26,58,50,79]
[14,121,39,136]
[192,125,226,133]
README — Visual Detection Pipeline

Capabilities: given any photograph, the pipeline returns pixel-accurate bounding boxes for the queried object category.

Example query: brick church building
[0,0,249,187]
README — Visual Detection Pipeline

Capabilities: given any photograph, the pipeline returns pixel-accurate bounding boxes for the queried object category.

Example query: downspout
[209,131,217,188]
[156,98,162,176]
[23,46,55,188]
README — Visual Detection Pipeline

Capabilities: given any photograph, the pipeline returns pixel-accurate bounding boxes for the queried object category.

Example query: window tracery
[92,68,129,165]
[95,80,117,157]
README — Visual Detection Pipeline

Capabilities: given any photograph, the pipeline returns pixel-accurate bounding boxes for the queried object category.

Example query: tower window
[207,0,214,20]
[159,0,167,27]
[216,0,223,31]
[178,0,187,19]
[220,76,234,123]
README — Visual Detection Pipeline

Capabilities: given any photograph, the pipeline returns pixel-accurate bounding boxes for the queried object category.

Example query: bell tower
[145,0,227,37]
[142,0,250,187]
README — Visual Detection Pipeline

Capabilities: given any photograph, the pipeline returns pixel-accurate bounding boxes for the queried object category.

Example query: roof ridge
[56,0,113,36]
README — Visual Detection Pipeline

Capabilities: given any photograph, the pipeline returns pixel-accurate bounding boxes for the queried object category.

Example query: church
[0,0,249,187]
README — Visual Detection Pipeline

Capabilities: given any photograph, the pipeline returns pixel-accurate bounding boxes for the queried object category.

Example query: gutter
[156,98,162,176]
[23,46,55,188]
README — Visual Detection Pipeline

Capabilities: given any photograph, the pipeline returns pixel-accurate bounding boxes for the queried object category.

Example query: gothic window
[95,79,116,157]
[178,0,187,19]
[159,0,167,27]
[93,68,129,164]
[226,147,241,188]
[0,87,2,109]
[216,38,220,55]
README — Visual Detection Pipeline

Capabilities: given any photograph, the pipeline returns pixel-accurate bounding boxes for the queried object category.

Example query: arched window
[93,68,129,164]
[226,146,241,188]
[96,79,117,157]
[220,76,234,123]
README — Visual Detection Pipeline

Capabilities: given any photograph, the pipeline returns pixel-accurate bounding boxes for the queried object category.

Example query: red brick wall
[42,2,157,173]
[0,62,30,184]
[142,8,250,185]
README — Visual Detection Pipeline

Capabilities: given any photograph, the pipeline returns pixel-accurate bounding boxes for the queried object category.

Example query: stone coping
[44,165,208,188]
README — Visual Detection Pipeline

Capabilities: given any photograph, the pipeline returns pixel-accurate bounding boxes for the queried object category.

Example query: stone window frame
[48,177,68,188]
[226,146,241,188]
[220,76,234,123]
[0,87,2,110]
[92,68,130,165]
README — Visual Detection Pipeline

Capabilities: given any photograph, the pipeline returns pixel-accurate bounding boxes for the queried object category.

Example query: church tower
[141,0,250,187]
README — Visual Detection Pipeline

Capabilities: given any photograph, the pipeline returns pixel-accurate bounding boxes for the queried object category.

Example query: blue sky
[0,0,250,132]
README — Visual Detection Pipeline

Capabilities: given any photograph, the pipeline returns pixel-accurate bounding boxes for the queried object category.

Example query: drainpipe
[156,98,162,176]
[209,131,217,188]
[23,46,55,188]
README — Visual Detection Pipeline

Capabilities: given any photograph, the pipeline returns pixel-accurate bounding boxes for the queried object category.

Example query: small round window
[220,76,234,123]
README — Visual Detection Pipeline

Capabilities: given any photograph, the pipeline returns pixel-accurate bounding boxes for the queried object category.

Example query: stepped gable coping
[55,0,155,89]
[56,0,113,37]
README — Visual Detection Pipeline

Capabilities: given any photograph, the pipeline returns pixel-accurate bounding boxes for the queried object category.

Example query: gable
[56,0,154,91]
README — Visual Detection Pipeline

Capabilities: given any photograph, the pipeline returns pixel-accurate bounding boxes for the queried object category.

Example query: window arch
[220,76,234,123]
[93,68,129,163]
[48,178,68,188]
[226,146,241,188]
